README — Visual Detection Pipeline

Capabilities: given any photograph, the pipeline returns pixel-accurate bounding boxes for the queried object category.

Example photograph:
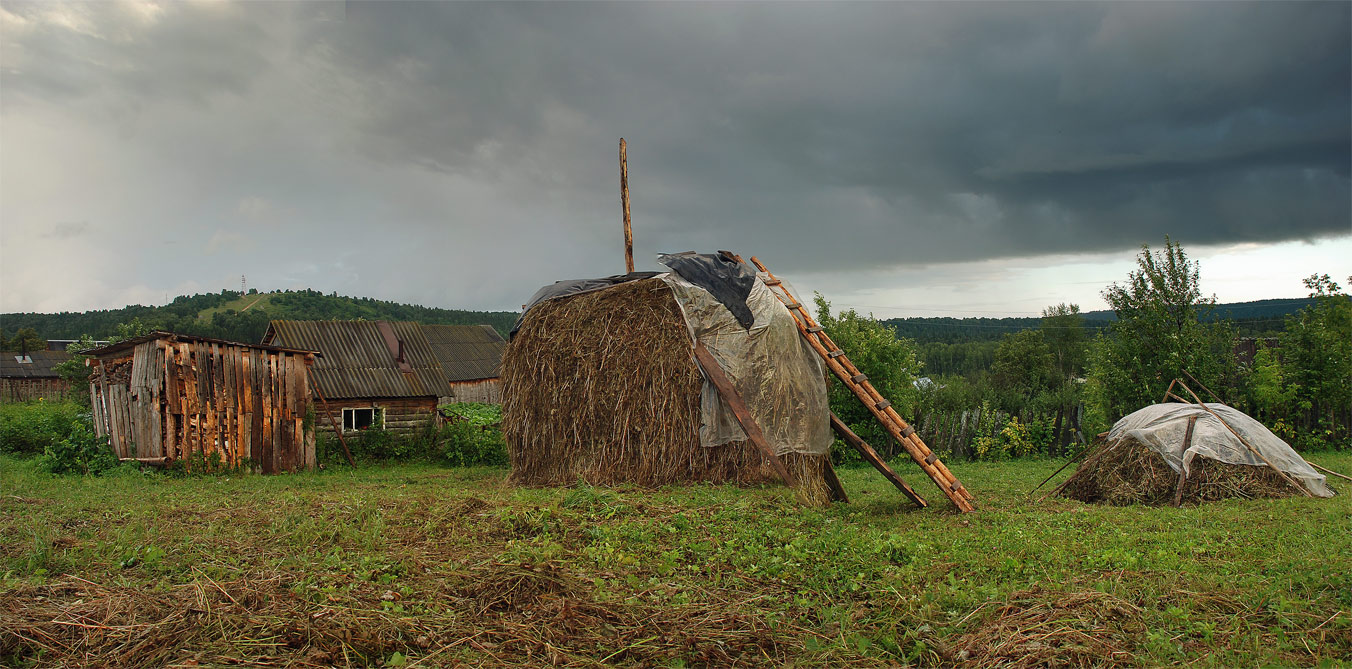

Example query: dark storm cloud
[1,1,1347,311]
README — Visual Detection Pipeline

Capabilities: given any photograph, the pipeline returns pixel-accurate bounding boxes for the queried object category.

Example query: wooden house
[260,320,508,436]
[85,332,319,472]
[262,320,447,436]
[1,350,72,402]
[423,324,506,403]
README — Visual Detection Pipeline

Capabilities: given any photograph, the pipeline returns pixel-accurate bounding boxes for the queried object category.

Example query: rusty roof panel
[422,324,506,381]
[264,320,447,399]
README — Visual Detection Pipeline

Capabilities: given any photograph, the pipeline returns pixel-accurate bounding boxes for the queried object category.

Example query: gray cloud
[0,1,1347,313]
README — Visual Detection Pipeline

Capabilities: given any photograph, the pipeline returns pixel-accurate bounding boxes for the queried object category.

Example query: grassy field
[2,453,1349,667]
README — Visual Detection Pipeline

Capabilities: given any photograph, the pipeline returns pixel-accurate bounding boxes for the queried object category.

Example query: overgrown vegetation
[1,454,1347,667]
[315,403,507,468]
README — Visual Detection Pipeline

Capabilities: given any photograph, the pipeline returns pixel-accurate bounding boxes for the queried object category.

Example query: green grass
[2,453,1349,667]
[195,293,276,321]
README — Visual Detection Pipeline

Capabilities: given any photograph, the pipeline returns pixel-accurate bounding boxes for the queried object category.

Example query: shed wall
[311,396,439,436]
[89,338,315,473]
[445,379,502,404]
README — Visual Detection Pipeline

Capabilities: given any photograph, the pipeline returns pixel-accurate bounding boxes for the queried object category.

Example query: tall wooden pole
[620,138,634,273]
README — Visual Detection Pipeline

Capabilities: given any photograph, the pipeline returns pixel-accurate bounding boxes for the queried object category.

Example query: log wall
[89,338,316,473]
[310,396,438,436]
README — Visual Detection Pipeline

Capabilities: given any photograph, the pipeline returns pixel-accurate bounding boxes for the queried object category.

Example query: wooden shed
[85,332,319,473]
[1,350,72,402]
[423,324,506,403]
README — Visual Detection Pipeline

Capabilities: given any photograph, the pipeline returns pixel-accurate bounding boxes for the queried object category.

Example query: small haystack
[1058,402,1334,505]
[502,259,836,505]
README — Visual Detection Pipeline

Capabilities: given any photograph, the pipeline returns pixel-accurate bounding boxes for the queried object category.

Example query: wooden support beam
[311,380,357,467]
[830,413,927,509]
[692,342,809,505]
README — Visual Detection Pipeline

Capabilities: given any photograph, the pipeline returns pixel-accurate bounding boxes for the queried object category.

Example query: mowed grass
[2,453,1349,667]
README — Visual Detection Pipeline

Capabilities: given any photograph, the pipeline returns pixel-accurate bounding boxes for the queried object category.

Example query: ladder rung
[951,481,964,493]
[764,279,782,286]
[805,326,824,333]
[874,400,891,410]
[900,425,915,438]
[850,373,867,383]
[924,453,937,465]
[784,302,803,310]
[827,350,846,359]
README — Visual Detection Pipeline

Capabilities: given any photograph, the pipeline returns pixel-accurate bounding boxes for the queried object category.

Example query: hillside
[1,289,520,345]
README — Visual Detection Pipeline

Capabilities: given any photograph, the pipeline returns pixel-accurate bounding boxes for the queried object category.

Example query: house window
[342,407,383,432]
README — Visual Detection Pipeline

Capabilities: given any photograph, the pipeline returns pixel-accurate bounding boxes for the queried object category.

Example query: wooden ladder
[748,256,976,513]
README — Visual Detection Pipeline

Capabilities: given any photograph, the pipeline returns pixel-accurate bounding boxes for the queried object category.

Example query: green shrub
[0,400,88,456]
[440,421,507,467]
[37,419,119,476]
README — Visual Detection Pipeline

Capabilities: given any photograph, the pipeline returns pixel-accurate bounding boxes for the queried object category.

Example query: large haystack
[1058,402,1333,505]
[502,276,835,504]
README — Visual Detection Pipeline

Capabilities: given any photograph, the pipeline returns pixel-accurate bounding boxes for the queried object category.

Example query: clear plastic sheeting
[1109,403,1334,497]
[660,273,832,457]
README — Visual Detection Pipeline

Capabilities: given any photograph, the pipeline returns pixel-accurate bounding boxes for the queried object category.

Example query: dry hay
[0,563,787,668]
[1059,437,1302,506]
[502,277,833,505]
[952,588,1145,668]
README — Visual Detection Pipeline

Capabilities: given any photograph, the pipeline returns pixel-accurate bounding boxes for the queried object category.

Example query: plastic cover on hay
[1109,403,1334,497]
[660,272,832,457]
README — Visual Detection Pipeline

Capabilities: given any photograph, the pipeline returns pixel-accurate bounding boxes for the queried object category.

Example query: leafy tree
[990,329,1055,406]
[1087,238,1236,420]
[1041,303,1086,384]
[5,327,45,352]
[815,294,922,459]
[1280,274,1352,449]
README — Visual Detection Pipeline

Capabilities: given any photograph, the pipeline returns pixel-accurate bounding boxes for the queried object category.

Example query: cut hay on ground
[1059,438,1302,506]
[502,277,832,505]
[952,587,1145,668]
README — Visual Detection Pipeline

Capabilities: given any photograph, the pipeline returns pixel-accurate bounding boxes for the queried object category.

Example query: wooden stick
[820,457,849,503]
[1172,415,1198,507]
[830,413,926,508]
[1028,441,1095,496]
[1182,369,1225,404]
[310,380,356,467]
[692,342,808,505]
[1171,381,1312,497]
[1309,461,1352,483]
[620,138,634,274]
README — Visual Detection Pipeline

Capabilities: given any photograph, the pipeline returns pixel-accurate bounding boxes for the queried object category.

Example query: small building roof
[422,324,506,382]
[84,331,319,360]
[0,350,72,378]
[262,320,449,400]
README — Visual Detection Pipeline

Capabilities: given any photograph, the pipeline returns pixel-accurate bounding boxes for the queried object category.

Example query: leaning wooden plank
[691,342,809,506]
[830,413,927,509]
[1172,415,1199,507]
[821,457,849,503]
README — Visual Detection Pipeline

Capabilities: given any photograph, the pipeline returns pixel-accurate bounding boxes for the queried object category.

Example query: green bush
[0,400,87,456]
[37,419,119,476]
[440,421,507,467]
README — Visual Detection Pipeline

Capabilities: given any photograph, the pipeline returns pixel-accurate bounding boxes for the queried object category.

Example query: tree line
[1,288,519,348]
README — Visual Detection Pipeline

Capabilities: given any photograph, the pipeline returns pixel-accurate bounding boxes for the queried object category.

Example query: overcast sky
[2,1,1348,319]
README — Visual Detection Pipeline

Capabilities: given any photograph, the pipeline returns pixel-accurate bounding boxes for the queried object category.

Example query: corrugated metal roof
[422,324,506,381]
[263,320,448,399]
[0,350,71,378]
[85,331,319,360]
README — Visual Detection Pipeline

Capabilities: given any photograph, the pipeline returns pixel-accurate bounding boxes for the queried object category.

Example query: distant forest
[1,289,520,345]
[884,297,1321,377]
[1,291,1322,370]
